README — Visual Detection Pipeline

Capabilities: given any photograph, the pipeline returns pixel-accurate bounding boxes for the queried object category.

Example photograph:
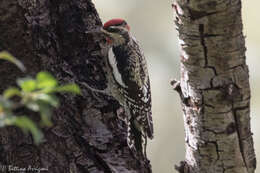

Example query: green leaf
[3,87,21,99]
[0,96,13,109]
[36,72,57,89]
[54,84,81,94]
[17,78,37,92]
[0,51,26,72]
[36,94,59,107]
[14,116,43,144]
[1,113,16,126]
[25,94,59,111]
[38,102,53,126]
[0,116,7,127]
[25,102,40,111]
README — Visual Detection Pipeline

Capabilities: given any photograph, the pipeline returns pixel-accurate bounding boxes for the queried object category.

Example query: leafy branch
[0,51,81,144]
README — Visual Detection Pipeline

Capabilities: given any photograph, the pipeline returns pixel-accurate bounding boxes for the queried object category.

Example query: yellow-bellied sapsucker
[87,19,153,157]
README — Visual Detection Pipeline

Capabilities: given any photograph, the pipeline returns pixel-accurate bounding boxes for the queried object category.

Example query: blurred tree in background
[172,0,256,172]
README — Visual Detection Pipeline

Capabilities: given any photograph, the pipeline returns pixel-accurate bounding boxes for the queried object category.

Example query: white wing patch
[108,49,128,88]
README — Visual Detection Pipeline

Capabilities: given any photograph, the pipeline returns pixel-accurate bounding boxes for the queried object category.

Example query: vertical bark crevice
[199,23,217,76]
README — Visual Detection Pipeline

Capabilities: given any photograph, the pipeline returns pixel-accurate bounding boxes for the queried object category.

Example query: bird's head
[101,18,131,47]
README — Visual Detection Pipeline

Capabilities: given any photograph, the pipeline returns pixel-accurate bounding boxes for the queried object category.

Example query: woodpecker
[87,19,153,156]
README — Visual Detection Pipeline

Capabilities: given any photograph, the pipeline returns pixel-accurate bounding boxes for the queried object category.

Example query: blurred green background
[93,0,259,172]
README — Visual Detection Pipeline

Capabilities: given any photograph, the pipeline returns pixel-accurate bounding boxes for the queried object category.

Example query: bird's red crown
[103,18,130,31]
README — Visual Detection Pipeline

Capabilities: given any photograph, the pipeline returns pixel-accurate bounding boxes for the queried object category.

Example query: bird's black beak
[85,28,113,45]
[85,28,113,38]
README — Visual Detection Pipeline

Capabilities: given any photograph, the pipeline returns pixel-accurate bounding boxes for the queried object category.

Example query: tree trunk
[0,0,151,172]
[172,0,256,173]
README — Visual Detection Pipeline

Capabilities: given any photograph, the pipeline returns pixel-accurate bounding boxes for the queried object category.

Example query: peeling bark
[172,0,256,173]
[0,0,151,172]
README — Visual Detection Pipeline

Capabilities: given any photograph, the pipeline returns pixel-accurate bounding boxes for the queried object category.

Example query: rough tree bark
[172,0,256,173]
[0,0,151,172]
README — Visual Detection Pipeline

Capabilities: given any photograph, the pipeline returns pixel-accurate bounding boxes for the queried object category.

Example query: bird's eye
[105,26,121,33]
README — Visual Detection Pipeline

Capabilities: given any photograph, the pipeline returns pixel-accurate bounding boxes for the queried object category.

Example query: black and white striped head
[102,18,131,47]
